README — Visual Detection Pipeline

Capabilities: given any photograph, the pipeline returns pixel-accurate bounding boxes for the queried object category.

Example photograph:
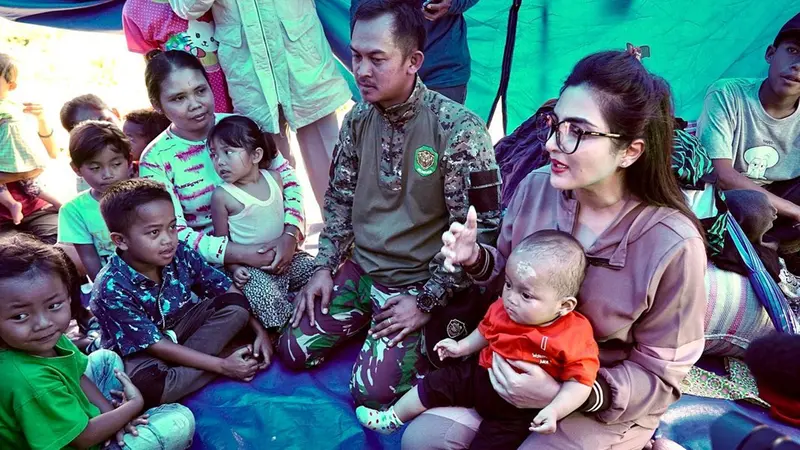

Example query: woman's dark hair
[69,120,132,168]
[562,50,704,238]
[207,115,278,169]
[124,108,171,143]
[0,234,73,292]
[145,50,209,110]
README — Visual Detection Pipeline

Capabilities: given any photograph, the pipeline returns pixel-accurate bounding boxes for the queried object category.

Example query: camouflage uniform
[277,78,501,408]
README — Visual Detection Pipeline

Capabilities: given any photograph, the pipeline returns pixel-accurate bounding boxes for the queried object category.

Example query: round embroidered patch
[414,145,438,176]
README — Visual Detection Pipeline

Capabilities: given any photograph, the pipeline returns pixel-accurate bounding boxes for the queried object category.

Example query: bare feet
[9,201,23,225]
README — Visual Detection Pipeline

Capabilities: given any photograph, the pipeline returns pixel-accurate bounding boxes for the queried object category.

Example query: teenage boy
[698,13,800,268]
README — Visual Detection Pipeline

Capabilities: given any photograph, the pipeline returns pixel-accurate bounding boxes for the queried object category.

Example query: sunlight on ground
[0,17,505,248]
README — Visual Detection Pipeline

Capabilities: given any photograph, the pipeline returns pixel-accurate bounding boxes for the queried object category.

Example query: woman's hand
[263,233,296,275]
[440,206,480,271]
[488,354,561,409]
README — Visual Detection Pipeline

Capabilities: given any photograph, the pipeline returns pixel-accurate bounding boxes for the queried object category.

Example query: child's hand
[111,414,149,447]
[233,266,251,288]
[433,338,462,360]
[114,369,142,404]
[221,346,259,380]
[22,102,45,119]
[252,330,273,371]
[530,406,558,434]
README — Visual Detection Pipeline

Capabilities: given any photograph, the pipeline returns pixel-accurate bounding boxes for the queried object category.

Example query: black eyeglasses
[534,110,627,154]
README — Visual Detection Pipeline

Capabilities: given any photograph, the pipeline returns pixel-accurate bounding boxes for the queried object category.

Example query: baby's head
[0,234,74,356]
[60,94,121,132]
[207,115,277,183]
[0,53,18,98]
[101,179,178,269]
[502,230,587,326]
[123,108,171,161]
[69,120,132,196]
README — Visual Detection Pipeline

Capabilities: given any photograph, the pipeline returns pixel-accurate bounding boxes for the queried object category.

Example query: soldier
[276,0,502,408]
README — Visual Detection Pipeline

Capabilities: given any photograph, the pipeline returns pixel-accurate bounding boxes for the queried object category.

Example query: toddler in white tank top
[209,116,315,348]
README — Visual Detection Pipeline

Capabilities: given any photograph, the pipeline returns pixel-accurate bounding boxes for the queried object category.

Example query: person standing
[169,0,352,212]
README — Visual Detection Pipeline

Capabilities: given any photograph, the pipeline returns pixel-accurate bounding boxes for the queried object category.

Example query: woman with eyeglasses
[400,50,708,449]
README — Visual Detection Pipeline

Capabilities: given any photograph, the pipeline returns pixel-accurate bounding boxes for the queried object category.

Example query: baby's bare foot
[9,201,23,225]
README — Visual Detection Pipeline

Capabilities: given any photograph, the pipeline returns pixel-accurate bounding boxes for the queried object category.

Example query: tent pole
[486,0,522,135]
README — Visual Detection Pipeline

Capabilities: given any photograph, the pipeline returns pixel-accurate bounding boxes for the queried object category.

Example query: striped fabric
[704,261,774,357]
[726,213,800,333]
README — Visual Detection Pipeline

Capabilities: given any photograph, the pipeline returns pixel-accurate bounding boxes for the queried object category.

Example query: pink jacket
[483,168,707,429]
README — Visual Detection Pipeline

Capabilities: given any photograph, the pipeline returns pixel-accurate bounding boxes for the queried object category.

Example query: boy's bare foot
[9,201,23,225]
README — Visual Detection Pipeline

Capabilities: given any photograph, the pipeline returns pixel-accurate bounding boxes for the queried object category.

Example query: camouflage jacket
[315,77,502,304]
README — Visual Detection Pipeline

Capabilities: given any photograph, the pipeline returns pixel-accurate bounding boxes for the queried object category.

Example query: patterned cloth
[90,242,232,356]
[277,260,429,409]
[681,358,769,408]
[139,113,304,265]
[0,99,47,173]
[241,252,314,328]
[122,0,232,113]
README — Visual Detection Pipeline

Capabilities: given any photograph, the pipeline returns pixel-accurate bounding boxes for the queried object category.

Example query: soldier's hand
[441,206,480,271]
[370,294,431,347]
[291,269,333,328]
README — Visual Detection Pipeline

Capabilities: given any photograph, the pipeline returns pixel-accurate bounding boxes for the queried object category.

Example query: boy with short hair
[698,13,800,268]
[60,94,121,133]
[356,230,599,450]
[90,179,271,408]
[58,120,133,280]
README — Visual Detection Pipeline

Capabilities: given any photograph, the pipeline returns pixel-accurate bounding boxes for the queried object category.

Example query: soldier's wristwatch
[416,291,438,313]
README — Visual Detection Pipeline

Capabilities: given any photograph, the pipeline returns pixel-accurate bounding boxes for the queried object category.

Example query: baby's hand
[530,406,558,434]
[433,338,461,360]
[233,267,251,288]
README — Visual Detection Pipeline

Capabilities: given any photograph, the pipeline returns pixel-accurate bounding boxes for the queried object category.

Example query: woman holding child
[401,50,708,448]
[138,50,312,333]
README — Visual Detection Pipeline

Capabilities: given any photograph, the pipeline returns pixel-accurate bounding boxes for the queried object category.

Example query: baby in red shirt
[356,230,599,449]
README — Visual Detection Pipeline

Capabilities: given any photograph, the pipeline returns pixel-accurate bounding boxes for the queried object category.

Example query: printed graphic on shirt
[414,145,438,176]
[743,145,779,184]
[164,17,221,73]
[531,352,552,365]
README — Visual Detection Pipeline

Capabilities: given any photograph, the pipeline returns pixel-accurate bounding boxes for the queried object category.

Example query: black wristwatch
[416,290,438,313]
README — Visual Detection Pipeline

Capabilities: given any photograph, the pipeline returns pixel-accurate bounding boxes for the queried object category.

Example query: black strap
[485,0,523,134]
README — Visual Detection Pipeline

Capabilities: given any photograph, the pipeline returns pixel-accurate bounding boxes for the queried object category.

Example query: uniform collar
[379,77,426,126]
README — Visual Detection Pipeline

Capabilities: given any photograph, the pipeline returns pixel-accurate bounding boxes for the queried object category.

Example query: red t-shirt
[477,298,600,386]
[0,181,48,223]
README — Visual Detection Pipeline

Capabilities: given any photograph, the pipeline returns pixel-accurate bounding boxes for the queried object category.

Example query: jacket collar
[556,189,667,269]
[378,77,425,127]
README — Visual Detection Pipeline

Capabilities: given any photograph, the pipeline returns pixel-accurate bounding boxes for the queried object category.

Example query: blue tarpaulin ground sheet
[183,338,800,449]
[183,338,402,449]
